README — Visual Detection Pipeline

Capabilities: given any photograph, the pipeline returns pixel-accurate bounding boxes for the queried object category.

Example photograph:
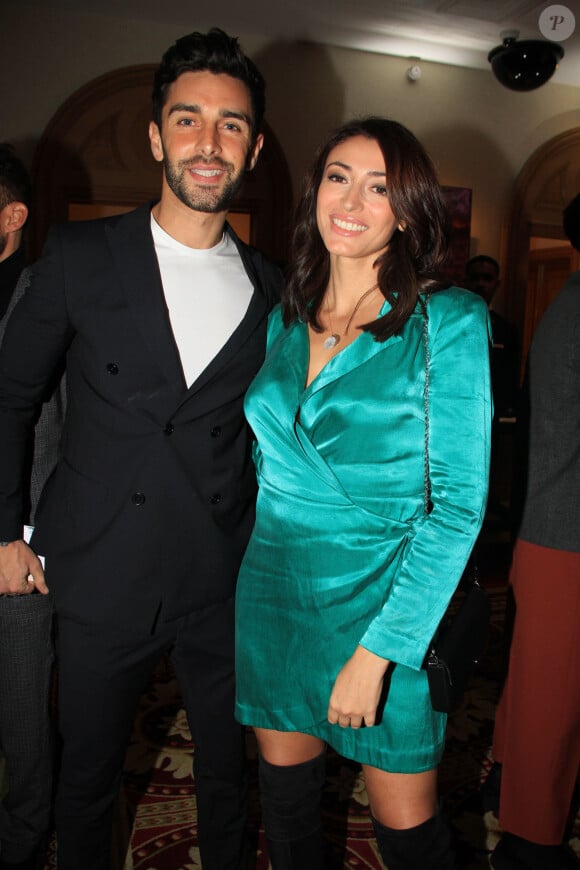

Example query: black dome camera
[488,35,564,91]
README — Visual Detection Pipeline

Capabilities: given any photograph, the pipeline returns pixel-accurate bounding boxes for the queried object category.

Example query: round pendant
[323,333,340,350]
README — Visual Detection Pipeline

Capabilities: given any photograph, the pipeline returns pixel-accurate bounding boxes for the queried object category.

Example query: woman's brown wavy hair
[282,117,450,340]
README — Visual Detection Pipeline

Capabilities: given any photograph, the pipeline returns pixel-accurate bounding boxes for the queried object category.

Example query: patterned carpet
[42,581,580,869]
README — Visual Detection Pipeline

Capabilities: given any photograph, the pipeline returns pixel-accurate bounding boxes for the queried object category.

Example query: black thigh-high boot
[258,752,327,869]
[372,809,458,870]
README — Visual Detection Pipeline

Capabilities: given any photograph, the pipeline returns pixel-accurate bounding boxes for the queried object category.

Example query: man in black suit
[0,29,282,870]
[0,145,61,870]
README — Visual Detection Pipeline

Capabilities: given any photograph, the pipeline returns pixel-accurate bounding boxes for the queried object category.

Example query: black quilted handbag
[424,557,490,712]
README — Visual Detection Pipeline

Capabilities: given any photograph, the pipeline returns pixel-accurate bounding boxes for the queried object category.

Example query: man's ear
[246,133,264,172]
[0,201,28,234]
[149,122,164,163]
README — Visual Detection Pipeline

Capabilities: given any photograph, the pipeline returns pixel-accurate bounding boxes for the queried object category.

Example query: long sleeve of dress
[359,290,492,670]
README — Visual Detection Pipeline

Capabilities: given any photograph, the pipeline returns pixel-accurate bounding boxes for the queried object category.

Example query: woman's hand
[327,645,390,729]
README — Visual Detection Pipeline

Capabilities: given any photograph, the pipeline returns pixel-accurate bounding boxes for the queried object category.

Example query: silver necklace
[323,284,379,350]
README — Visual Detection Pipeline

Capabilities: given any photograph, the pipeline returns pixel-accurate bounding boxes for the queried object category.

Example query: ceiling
[22,0,580,87]
[286,0,579,87]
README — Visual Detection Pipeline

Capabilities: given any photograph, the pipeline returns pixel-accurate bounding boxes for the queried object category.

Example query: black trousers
[0,592,54,863]
[54,596,247,870]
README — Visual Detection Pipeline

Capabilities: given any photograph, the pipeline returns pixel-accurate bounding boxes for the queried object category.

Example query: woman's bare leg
[363,764,438,828]
[363,765,456,869]
[254,727,324,765]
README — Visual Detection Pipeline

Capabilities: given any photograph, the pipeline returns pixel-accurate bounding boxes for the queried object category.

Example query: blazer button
[131,492,146,506]
[106,363,119,375]
[210,493,222,505]
[164,423,175,436]
[210,426,222,438]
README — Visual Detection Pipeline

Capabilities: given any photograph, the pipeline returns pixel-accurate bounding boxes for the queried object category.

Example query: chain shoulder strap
[421,297,433,515]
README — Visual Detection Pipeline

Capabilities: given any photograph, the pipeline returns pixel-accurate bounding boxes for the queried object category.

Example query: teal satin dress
[235,287,492,772]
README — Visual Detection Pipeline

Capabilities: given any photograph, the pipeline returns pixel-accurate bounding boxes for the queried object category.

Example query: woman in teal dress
[235,117,492,868]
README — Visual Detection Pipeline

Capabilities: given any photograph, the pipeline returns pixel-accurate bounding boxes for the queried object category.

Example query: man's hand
[327,645,390,729]
[0,540,49,595]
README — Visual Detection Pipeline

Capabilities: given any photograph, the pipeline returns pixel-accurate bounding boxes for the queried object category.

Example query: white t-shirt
[151,216,254,387]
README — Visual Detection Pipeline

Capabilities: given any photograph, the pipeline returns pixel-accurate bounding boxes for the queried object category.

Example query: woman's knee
[254,728,325,766]
[363,765,439,829]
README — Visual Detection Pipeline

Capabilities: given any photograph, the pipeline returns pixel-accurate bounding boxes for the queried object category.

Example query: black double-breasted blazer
[0,203,283,629]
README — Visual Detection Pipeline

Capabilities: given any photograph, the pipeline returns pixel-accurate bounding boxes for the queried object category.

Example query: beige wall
[3,3,580,289]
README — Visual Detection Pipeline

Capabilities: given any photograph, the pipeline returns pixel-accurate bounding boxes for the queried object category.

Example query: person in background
[465,255,520,530]
[0,144,62,870]
[235,116,492,869]
[487,195,580,870]
[465,255,519,418]
[0,145,28,317]
[0,30,282,870]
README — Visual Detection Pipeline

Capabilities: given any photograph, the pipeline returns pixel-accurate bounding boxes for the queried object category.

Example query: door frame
[501,127,580,364]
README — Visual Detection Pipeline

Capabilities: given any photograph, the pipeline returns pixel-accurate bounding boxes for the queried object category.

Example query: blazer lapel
[107,212,273,403]
[105,204,187,392]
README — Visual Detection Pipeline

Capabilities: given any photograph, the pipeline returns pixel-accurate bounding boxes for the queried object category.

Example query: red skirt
[493,538,580,843]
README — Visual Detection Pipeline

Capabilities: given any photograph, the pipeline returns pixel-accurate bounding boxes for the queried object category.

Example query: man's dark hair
[0,144,31,211]
[283,116,449,342]
[563,193,580,252]
[465,254,500,278]
[152,28,265,142]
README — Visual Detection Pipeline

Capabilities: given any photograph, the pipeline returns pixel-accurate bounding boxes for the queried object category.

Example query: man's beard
[164,155,246,214]
[0,232,6,259]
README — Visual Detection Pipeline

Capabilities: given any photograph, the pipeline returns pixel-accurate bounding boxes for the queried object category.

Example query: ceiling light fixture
[488,31,564,91]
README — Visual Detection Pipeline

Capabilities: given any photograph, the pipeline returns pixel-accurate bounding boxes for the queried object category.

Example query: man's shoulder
[537,271,580,333]
[0,266,32,339]
[51,203,152,247]
[541,271,580,315]
[7,265,32,304]
[561,270,580,295]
